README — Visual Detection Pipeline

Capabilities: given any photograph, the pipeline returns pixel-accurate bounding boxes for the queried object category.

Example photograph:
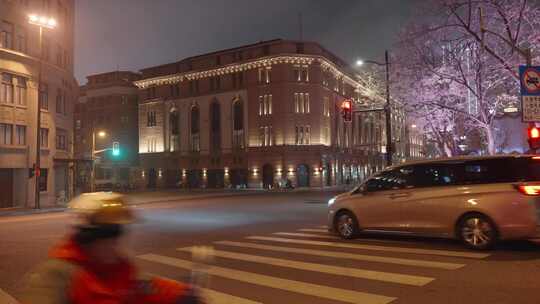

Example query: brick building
[133,39,408,189]
[74,71,140,193]
[0,0,76,207]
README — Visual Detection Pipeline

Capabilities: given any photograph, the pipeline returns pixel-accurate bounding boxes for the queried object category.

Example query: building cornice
[134,54,362,90]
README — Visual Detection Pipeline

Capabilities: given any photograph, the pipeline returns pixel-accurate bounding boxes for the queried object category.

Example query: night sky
[74,0,420,84]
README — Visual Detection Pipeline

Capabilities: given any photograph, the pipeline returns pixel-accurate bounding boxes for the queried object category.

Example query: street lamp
[356,50,393,167]
[91,130,107,192]
[28,14,57,209]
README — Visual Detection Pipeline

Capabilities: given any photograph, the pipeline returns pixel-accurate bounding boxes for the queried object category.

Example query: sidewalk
[0,189,261,217]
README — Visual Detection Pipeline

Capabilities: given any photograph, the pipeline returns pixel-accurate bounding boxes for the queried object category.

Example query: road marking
[299,228,329,233]
[178,247,433,286]
[0,288,18,304]
[246,236,490,259]
[214,241,465,270]
[138,253,396,304]
[274,232,336,239]
[145,272,262,304]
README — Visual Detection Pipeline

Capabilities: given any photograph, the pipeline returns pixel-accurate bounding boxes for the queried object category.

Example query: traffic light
[112,141,120,156]
[341,100,352,122]
[528,126,540,151]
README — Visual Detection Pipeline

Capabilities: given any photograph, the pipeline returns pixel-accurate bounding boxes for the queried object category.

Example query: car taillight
[517,185,540,196]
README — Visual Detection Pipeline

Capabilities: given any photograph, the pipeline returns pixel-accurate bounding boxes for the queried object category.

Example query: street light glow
[356,59,364,66]
[97,131,106,138]
[47,18,57,27]
[28,14,57,29]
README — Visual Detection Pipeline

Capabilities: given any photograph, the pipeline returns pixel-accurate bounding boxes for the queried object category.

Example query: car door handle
[389,193,411,199]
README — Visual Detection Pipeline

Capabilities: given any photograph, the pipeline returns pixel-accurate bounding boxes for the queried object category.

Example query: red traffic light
[530,127,540,139]
[341,100,352,110]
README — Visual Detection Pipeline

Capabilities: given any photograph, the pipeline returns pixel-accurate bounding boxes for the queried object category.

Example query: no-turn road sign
[520,66,540,122]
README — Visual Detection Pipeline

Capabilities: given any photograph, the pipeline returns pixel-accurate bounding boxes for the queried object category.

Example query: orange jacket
[22,237,194,304]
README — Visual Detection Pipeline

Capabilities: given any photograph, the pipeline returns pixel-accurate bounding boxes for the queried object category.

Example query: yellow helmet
[68,192,135,225]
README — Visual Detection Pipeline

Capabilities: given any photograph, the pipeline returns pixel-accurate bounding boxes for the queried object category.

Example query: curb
[0,191,263,218]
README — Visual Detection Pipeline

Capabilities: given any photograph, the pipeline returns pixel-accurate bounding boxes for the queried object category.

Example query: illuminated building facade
[135,39,412,189]
[0,0,76,207]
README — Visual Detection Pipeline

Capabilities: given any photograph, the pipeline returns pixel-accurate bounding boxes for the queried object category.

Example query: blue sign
[520,66,540,96]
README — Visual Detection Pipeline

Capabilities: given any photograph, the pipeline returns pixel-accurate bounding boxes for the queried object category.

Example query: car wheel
[458,214,498,250]
[335,211,360,239]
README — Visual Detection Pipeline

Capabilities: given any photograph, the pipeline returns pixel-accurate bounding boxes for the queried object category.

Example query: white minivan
[328,155,540,250]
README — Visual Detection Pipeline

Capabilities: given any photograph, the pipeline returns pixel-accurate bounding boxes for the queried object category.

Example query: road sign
[520,66,540,122]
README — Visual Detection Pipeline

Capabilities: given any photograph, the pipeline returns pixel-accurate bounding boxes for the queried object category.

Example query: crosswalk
[136,226,491,304]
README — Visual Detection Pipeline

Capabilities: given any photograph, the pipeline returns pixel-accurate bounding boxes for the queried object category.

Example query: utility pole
[384,50,392,167]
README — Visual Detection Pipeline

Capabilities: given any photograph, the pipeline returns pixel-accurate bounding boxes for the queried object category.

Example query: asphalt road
[1,191,540,304]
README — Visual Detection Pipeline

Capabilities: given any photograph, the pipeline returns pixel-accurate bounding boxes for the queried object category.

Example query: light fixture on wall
[203,168,207,177]
[141,170,145,178]
[158,169,163,178]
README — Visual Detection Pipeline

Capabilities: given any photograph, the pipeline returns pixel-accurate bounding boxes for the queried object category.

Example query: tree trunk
[485,126,496,155]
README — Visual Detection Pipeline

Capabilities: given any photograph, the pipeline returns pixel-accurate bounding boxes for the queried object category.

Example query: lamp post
[28,14,57,209]
[91,130,106,192]
[356,50,393,167]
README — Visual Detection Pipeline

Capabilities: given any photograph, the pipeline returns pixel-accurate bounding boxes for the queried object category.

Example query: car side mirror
[352,185,366,195]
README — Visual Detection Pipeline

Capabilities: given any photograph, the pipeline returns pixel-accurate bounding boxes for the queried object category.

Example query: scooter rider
[21,192,203,304]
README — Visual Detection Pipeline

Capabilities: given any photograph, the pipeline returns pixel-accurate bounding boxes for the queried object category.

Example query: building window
[0,21,14,49]
[210,76,221,91]
[259,125,272,147]
[233,99,244,149]
[75,119,81,129]
[232,72,243,88]
[189,80,199,95]
[190,106,200,152]
[210,102,221,151]
[15,77,26,106]
[294,93,309,114]
[39,168,48,192]
[15,26,26,53]
[56,44,62,67]
[322,71,329,87]
[169,110,179,152]
[147,87,156,99]
[258,67,271,84]
[293,65,309,82]
[15,125,26,145]
[39,83,48,110]
[56,128,67,150]
[56,88,63,114]
[0,123,12,145]
[40,128,49,148]
[120,116,128,124]
[1,73,14,104]
[147,137,157,153]
[147,111,157,127]
[323,97,330,117]
[295,125,311,145]
[259,94,272,116]
[296,43,304,54]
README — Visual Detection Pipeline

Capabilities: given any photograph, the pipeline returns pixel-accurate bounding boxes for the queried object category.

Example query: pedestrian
[20,192,203,304]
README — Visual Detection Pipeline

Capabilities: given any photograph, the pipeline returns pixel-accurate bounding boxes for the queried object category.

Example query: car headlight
[328,197,336,206]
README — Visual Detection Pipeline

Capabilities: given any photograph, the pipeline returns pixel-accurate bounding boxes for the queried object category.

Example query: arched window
[232,99,244,148]
[190,105,200,152]
[169,109,179,152]
[210,101,221,151]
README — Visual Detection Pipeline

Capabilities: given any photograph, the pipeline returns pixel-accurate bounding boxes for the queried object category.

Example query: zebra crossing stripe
[214,240,465,270]
[137,253,396,304]
[144,272,262,304]
[274,232,336,239]
[178,247,433,286]
[246,236,490,259]
[298,228,329,233]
